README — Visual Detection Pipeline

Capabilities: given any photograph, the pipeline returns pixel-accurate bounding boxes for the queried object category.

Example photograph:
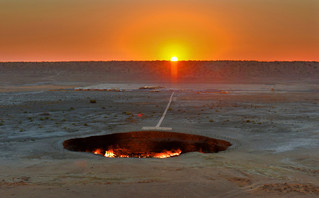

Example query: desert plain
[0,61,319,197]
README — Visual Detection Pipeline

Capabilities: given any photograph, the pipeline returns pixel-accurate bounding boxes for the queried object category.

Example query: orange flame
[91,148,182,158]
[104,149,116,158]
[153,149,182,158]
[93,149,104,155]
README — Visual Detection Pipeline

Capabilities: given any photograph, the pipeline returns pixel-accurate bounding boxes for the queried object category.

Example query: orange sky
[0,0,318,61]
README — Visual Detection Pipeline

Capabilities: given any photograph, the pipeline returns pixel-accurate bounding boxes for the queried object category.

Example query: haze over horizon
[1,0,318,62]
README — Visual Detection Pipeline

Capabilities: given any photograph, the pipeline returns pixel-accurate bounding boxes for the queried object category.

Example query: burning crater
[63,131,231,158]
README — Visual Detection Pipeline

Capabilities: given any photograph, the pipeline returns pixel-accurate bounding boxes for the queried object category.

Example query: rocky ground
[0,82,318,197]
[0,61,318,197]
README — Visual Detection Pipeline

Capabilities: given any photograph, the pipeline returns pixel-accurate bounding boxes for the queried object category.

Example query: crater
[63,131,231,158]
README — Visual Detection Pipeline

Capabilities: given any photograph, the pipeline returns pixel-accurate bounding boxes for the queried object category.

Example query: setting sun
[171,57,178,62]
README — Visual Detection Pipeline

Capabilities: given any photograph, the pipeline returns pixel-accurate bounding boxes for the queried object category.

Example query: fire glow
[63,131,231,159]
[92,148,182,159]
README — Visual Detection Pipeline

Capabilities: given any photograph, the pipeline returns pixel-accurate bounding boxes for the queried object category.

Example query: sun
[171,57,178,62]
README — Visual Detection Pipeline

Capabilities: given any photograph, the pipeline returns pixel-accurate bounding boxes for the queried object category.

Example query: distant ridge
[1,60,318,63]
[1,61,318,84]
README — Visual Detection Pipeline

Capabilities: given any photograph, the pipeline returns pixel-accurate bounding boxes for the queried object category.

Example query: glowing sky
[0,0,318,61]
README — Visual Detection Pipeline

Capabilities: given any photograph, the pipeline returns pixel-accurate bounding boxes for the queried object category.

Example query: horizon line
[1,59,318,63]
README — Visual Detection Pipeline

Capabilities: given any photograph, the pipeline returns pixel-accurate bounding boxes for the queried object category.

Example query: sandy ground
[0,61,319,197]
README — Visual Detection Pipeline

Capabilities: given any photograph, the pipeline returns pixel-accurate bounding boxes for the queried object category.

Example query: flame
[104,149,116,158]
[118,154,130,158]
[153,149,182,158]
[93,149,104,155]
[91,148,182,158]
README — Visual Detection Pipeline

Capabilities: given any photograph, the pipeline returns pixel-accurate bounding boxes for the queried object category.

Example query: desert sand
[0,61,319,197]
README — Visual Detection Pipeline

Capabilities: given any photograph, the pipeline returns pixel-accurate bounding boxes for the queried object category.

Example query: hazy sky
[0,0,318,61]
